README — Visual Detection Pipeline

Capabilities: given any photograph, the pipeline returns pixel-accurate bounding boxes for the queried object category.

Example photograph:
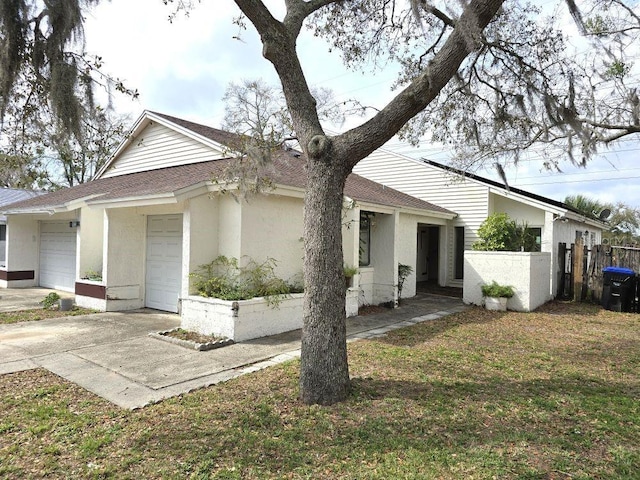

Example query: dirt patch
[151,328,234,351]
[161,328,227,344]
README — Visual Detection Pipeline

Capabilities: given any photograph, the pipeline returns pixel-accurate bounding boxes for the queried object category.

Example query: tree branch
[234,0,329,152]
[423,3,456,28]
[337,0,505,168]
[284,0,340,42]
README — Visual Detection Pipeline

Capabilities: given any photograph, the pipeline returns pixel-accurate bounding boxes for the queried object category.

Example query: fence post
[557,243,565,298]
[581,243,589,301]
[573,238,585,302]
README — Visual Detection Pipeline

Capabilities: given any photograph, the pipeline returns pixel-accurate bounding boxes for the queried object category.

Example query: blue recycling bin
[602,267,635,312]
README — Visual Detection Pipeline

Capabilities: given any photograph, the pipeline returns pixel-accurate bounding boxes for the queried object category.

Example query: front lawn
[1,301,638,479]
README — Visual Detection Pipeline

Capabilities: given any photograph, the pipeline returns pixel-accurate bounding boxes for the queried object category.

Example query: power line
[515,174,640,186]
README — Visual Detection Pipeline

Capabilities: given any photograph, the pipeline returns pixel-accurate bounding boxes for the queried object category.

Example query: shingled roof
[0,188,45,220]
[2,112,455,218]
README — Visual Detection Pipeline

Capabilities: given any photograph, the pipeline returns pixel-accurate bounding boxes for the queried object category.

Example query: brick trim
[75,282,106,299]
[0,270,35,281]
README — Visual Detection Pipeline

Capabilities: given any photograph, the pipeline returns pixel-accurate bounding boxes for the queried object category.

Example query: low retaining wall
[463,251,552,312]
[182,290,360,342]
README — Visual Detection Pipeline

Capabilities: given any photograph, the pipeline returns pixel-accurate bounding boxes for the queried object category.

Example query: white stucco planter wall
[182,291,360,342]
[181,294,305,341]
[463,251,552,312]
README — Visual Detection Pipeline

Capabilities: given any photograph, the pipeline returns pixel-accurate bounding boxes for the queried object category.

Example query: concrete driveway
[0,287,71,312]
[0,309,304,409]
[0,290,468,410]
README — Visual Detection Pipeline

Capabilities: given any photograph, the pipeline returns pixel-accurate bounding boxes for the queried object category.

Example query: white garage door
[40,221,77,292]
[145,214,183,313]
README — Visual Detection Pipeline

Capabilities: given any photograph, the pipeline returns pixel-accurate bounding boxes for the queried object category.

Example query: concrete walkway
[0,292,467,409]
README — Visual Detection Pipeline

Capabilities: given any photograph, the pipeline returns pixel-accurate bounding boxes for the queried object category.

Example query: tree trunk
[300,140,350,405]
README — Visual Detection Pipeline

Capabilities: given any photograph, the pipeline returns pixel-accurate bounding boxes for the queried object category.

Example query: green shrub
[481,281,515,298]
[473,213,517,251]
[41,292,61,309]
[473,213,539,252]
[190,256,302,306]
[81,268,102,281]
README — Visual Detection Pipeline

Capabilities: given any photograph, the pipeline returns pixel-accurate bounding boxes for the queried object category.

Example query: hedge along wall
[463,251,552,312]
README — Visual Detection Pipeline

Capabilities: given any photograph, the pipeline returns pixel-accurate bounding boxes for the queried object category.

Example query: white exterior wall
[371,212,396,305]
[217,196,242,260]
[544,211,557,296]
[354,151,489,287]
[185,194,219,296]
[398,214,418,299]
[4,215,39,272]
[358,267,375,305]
[553,217,602,248]
[0,224,5,266]
[342,205,359,270]
[491,194,546,226]
[78,207,104,280]
[101,122,226,178]
[240,194,304,282]
[104,208,146,310]
[1,215,39,287]
[463,251,552,312]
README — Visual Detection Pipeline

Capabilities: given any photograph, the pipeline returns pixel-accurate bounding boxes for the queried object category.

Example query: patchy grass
[1,301,639,479]
[0,307,98,325]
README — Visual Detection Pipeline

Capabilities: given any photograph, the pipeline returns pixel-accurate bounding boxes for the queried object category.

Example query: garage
[39,221,78,291]
[145,214,183,313]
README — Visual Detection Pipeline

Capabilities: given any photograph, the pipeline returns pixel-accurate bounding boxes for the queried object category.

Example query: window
[359,211,372,266]
[575,229,592,247]
[454,226,464,279]
[0,224,6,242]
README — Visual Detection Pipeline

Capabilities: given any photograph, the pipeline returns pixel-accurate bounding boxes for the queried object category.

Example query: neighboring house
[0,111,456,314]
[353,152,605,297]
[0,188,45,268]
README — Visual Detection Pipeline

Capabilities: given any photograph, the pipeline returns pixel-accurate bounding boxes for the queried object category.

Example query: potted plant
[343,264,358,289]
[481,281,514,311]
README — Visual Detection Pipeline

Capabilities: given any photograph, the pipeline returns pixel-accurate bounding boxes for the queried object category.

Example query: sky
[83,0,640,209]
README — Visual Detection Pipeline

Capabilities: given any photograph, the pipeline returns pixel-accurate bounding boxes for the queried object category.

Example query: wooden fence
[559,240,640,303]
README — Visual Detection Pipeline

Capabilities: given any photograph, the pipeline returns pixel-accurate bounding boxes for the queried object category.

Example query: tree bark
[234,0,507,406]
[299,135,350,404]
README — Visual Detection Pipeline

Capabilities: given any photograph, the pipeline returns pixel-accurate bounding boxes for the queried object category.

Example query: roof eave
[352,198,456,219]
[86,192,179,209]
[562,212,607,229]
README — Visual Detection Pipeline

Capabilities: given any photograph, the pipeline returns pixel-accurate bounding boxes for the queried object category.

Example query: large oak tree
[3,0,640,404]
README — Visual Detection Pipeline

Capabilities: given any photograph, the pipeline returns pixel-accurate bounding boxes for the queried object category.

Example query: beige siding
[101,122,226,178]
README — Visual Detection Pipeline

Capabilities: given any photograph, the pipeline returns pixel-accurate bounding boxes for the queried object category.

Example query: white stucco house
[0,188,44,269]
[353,151,605,297]
[0,111,456,329]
